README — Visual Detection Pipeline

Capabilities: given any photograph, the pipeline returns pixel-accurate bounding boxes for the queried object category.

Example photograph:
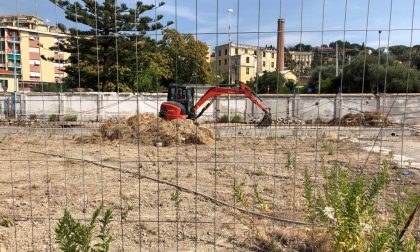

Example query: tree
[160,29,212,84]
[308,54,420,93]
[249,71,286,94]
[290,43,313,52]
[51,0,173,91]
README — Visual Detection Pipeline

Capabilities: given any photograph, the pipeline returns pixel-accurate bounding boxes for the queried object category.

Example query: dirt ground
[0,127,419,251]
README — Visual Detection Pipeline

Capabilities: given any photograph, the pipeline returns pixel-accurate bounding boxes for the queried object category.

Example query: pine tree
[51,0,173,91]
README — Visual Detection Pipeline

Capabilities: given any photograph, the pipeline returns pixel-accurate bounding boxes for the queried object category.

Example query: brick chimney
[277,18,285,72]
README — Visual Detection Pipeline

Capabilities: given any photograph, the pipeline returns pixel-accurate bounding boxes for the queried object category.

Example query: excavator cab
[159,84,196,120]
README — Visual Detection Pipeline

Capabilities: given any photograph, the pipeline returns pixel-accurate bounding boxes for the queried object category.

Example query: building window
[271,62,274,68]
[263,52,266,57]
[224,59,227,65]
[263,61,266,67]
[218,60,221,66]
[254,51,257,55]
[55,73,64,78]
[0,80,8,90]
[246,67,250,75]
[54,62,64,67]
[272,53,275,58]
[225,48,228,55]
[245,49,248,53]
[246,57,250,63]
[218,50,221,56]
[235,48,238,55]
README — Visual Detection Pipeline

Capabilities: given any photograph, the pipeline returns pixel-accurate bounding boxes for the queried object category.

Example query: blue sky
[1,0,419,50]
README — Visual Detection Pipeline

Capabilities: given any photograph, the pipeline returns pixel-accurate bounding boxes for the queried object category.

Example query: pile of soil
[329,112,392,126]
[79,113,214,146]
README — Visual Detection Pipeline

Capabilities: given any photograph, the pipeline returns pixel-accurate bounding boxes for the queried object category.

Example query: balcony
[7,67,21,74]
[7,62,21,68]
[8,54,21,60]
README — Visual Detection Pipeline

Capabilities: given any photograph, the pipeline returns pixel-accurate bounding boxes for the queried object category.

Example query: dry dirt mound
[79,113,214,146]
[329,112,392,126]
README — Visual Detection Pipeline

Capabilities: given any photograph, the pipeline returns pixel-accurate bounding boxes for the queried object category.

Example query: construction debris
[329,112,392,126]
[78,113,214,146]
[274,117,306,125]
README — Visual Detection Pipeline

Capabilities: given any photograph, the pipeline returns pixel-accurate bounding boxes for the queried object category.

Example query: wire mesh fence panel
[0,0,419,251]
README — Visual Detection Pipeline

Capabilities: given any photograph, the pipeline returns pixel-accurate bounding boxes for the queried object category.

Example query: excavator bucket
[257,113,272,127]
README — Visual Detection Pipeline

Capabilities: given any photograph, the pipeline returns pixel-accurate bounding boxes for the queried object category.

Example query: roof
[0,69,15,75]
[0,14,44,21]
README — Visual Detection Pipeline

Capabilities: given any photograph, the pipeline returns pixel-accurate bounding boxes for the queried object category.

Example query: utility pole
[12,32,17,119]
[377,30,382,94]
[335,41,339,77]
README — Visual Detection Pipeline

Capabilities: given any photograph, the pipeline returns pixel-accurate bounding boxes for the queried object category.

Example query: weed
[230,114,242,123]
[323,142,335,155]
[55,205,114,252]
[49,114,59,122]
[170,189,182,206]
[303,158,419,251]
[218,115,229,123]
[253,185,269,212]
[29,114,37,120]
[286,151,294,172]
[121,204,133,220]
[0,216,13,227]
[233,179,247,206]
[253,170,265,176]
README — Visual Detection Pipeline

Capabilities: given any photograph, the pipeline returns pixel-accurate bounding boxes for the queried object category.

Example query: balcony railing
[7,39,20,44]
[7,62,21,68]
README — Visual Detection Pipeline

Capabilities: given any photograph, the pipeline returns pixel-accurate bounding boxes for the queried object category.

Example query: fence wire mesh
[0,0,419,251]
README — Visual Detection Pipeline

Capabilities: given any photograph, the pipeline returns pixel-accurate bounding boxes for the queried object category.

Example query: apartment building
[288,51,314,73]
[215,43,277,83]
[0,15,69,91]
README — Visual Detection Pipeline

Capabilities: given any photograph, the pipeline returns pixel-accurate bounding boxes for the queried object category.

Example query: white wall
[1,92,420,124]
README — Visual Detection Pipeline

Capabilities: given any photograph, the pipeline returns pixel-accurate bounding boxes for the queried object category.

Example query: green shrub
[49,114,59,122]
[303,160,420,251]
[55,205,114,252]
[218,115,229,123]
[230,114,242,123]
[64,115,78,122]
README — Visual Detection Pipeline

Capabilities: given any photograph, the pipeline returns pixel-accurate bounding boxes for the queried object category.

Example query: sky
[1,0,419,51]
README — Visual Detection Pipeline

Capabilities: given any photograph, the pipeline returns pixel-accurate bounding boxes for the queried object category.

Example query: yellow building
[0,15,69,91]
[215,43,277,83]
[288,51,314,73]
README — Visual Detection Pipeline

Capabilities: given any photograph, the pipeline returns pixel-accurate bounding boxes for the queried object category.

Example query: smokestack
[277,18,285,72]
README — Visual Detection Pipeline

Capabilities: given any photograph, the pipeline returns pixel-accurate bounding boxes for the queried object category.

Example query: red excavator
[159,84,272,127]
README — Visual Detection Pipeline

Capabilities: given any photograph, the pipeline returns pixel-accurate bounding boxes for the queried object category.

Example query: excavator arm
[191,84,272,127]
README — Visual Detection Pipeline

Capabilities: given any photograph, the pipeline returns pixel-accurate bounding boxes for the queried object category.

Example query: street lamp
[377,30,382,94]
[227,8,233,122]
[227,8,233,85]
[378,30,382,66]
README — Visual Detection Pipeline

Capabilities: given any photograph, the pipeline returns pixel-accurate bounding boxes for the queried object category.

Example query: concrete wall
[1,92,420,124]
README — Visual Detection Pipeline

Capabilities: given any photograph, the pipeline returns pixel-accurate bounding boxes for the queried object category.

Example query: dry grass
[77,113,214,146]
